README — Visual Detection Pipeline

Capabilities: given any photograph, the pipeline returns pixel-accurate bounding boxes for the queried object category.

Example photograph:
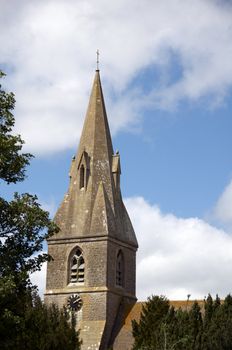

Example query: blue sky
[1,0,232,300]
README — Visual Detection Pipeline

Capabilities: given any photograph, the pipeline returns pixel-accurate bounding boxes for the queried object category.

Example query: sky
[1,0,232,301]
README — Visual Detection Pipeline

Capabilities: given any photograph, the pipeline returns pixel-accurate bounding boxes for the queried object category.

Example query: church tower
[45,69,138,350]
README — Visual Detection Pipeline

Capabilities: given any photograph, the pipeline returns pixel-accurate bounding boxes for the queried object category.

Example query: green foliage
[0,69,58,300]
[0,193,58,278]
[0,292,81,350]
[132,295,193,350]
[132,295,170,349]
[201,294,232,350]
[0,70,32,183]
[132,294,232,350]
[20,297,81,350]
[0,71,80,349]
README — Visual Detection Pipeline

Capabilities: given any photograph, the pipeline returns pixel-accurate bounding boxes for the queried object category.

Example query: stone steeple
[45,69,138,350]
[54,70,137,247]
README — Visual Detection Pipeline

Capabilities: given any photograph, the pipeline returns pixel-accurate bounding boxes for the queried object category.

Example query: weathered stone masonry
[45,70,138,350]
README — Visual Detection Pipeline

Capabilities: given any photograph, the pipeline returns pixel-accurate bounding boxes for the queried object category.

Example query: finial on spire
[96,49,100,70]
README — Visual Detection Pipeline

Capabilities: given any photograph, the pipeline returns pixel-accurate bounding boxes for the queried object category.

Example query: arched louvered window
[70,249,85,283]
[79,164,85,189]
[116,250,124,287]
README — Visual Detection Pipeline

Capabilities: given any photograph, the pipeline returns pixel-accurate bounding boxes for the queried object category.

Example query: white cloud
[213,179,232,228]
[125,196,232,301]
[33,196,232,301]
[1,0,232,153]
[30,261,47,298]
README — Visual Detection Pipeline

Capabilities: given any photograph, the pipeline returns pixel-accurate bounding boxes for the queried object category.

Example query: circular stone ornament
[67,294,83,311]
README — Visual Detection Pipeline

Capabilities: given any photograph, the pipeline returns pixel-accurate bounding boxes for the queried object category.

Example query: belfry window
[70,249,85,283]
[79,165,85,189]
[116,250,124,287]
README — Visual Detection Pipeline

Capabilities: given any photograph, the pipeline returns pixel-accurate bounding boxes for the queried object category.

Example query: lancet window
[78,151,90,190]
[70,248,85,283]
[116,250,124,287]
[79,164,85,189]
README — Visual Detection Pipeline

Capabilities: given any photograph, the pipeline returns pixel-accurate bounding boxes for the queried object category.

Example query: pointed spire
[53,69,138,247]
[76,70,113,165]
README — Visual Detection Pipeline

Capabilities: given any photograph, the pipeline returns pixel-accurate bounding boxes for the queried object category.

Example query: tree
[0,193,56,284]
[0,69,57,305]
[0,71,31,183]
[0,71,80,349]
[132,295,195,350]
[188,301,202,350]
[15,294,81,350]
[201,294,232,350]
[132,294,232,350]
[132,295,171,350]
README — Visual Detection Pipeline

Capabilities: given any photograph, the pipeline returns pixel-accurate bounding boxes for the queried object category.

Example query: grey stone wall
[46,239,108,291]
[107,240,136,295]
